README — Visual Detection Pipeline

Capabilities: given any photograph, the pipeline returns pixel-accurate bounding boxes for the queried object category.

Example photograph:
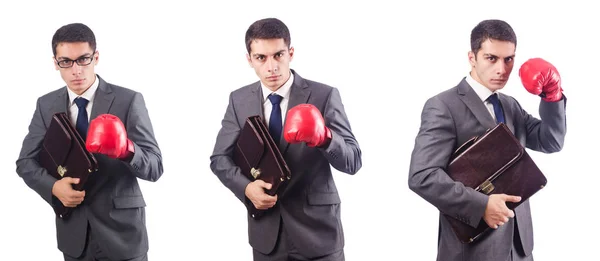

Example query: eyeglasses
[54,51,96,68]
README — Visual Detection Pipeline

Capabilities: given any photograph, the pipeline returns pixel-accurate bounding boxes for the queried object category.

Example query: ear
[94,50,100,65]
[468,51,476,67]
[288,46,294,62]
[246,53,252,67]
[53,56,59,70]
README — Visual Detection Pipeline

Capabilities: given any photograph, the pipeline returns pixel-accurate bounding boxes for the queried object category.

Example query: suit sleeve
[320,88,362,175]
[519,96,567,153]
[125,92,164,182]
[408,96,488,228]
[15,98,58,205]
[210,92,252,203]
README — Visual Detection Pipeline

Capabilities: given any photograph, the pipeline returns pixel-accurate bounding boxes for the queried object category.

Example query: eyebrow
[57,53,93,60]
[253,49,287,58]
[483,53,515,59]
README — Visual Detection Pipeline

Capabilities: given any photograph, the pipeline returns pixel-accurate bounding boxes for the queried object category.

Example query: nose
[70,62,83,75]
[496,60,507,75]
[266,57,278,73]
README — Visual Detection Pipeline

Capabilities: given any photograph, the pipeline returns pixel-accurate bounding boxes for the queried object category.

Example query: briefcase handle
[451,125,496,160]
[453,136,478,157]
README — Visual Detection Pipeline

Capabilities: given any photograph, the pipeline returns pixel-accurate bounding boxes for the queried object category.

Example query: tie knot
[74,97,89,109]
[487,93,499,103]
[268,94,282,105]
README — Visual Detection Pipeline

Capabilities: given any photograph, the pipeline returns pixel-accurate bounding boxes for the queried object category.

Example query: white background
[0,0,597,260]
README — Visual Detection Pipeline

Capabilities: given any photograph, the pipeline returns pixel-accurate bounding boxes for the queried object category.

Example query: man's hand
[51,177,86,207]
[484,194,521,229]
[244,180,278,210]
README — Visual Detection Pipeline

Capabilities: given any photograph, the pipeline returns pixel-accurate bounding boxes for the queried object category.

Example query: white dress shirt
[261,72,294,127]
[67,75,99,127]
[465,73,500,122]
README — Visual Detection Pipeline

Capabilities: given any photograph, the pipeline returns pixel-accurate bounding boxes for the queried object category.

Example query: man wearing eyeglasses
[16,23,163,261]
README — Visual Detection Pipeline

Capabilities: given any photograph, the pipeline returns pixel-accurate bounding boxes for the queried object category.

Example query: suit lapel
[242,82,264,120]
[280,70,311,154]
[90,76,115,120]
[457,79,496,129]
[52,88,69,115]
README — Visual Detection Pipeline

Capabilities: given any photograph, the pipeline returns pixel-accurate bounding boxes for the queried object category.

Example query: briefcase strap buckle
[251,168,261,179]
[478,180,495,194]
[57,165,67,177]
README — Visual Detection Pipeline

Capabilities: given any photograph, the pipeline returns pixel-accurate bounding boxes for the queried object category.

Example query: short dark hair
[51,23,96,56]
[470,19,516,55]
[245,18,291,54]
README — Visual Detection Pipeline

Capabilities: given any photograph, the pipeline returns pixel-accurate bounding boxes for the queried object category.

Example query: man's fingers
[63,177,80,184]
[503,194,522,203]
[253,196,278,210]
[259,181,273,190]
[72,190,85,197]
[262,194,277,204]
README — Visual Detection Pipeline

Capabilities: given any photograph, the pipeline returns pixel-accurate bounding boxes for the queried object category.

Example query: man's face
[246,38,294,91]
[468,39,515,92]
[53,42,99,95]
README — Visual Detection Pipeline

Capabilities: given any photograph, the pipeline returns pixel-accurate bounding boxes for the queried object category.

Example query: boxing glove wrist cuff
[540,91,563,102]
[121,139,135,161]
[317,127,333,148]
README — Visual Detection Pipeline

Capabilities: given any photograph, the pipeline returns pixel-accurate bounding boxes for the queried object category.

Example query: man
[16,23,163,261]
[408,19,567,261]
[210,18,362,261]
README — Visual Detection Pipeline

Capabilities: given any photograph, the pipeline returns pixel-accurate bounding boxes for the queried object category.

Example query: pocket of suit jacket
[110,195,147,228]
[307,192,341,205]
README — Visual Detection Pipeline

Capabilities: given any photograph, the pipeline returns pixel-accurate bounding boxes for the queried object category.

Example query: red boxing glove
[518,58,563,102]
[86,114,134,160]
[283,104,332,147]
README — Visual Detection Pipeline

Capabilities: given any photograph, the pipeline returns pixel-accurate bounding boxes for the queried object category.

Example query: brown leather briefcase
[38,112,99,219]
[233,115,291,219]
[444,123,547,243]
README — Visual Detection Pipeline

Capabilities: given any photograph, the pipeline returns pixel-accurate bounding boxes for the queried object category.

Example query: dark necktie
[74,97,89,140]
[268,94,283,143]
[487,93,505,124]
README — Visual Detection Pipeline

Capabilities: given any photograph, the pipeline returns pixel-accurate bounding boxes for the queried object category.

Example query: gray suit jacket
[408,78,566,261]
[210,70,362,258]
[16,75,163,260]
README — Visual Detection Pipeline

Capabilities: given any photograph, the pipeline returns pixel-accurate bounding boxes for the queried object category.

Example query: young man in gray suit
[210,18,362,261]
[408,19,567,261]
[16,23,163,261]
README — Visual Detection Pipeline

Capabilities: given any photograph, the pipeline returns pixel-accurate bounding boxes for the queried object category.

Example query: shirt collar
[466,72,495,102]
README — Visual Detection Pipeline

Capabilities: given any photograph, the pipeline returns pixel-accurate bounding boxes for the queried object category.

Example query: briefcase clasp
[57,165,67,177]
[479,180,495,194]
[251,168,261,179]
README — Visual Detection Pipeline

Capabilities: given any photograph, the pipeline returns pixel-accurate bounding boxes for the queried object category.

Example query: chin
[264,81,281,89]
[488,83,506,91]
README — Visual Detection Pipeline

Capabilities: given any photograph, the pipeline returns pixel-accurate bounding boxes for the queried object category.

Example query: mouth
[266,75,280,81]
[72,79,85,84]
[490,79,507,84]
